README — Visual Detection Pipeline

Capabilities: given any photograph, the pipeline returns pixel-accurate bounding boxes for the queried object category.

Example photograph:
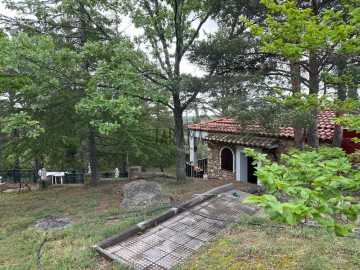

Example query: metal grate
[104,192,257,270]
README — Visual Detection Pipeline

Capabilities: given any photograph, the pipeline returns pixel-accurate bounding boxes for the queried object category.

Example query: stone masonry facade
[207,142,236,180]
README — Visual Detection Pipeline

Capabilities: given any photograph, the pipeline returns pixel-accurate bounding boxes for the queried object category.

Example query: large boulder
[121,180,171,209]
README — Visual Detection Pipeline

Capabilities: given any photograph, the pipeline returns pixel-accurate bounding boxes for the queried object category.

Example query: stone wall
[207,142,236,180]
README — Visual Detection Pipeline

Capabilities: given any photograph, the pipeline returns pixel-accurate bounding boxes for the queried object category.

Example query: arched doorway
[220,147,234,171]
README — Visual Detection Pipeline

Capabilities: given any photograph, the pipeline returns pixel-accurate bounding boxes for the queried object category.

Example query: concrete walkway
[95,185,260,270]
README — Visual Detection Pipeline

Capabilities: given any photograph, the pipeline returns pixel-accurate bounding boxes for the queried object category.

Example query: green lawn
[176,217,360,270]
[1,181,359,270]
[0,182,149,270]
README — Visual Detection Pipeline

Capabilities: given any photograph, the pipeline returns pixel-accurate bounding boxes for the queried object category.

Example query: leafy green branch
[336,114,360,144]
[0,112,45,138]
[244,147,360,236]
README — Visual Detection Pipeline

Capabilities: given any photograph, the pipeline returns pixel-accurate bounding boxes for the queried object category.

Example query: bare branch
[181,90,200,112]
[128,93,173,110]
[182,11,212,56]
[80,4,113,40]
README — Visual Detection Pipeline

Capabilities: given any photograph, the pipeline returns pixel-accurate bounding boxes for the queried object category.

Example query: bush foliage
[244,147,360,236]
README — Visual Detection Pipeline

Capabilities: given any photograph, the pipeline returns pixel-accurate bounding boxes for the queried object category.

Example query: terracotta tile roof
[203,134,279,149]
[188,110,336,141]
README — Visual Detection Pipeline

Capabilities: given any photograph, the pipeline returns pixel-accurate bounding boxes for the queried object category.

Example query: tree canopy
[0,0,359,184]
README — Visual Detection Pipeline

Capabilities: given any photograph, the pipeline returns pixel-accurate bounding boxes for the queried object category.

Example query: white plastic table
[46,172,66,184]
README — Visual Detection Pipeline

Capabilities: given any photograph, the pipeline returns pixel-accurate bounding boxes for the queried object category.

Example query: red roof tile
[188,110,336,142]
[204,134,279,149]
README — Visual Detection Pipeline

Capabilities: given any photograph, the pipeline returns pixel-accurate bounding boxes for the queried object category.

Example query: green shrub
[244,147,360,236]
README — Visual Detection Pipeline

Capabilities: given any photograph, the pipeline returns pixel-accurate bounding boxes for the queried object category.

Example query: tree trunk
[35,158,42,171]
[221,77,228,117]
[294,129,305,151]
[12,129,20,168]
[173,96,186,181]
[8,90,20,167]
[120,157,127,173]
[194,104,200,124]
[332,56,347,147]
[79,5,101,186]
[307,51,320,148]
[307,112,319,149]
[348,85,359,99]
[332,111,343,148]
[290,60,305,151]
[88,127,100,186]
[172,6,186,181]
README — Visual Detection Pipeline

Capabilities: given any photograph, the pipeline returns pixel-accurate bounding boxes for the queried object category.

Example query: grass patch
[3,179,357,270]
[0,182,165,270]
[148,165,176,176]
[1,177,229,270]
[175,216,360,270]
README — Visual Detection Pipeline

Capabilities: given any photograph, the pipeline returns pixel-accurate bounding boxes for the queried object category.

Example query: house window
[220,147,233,171]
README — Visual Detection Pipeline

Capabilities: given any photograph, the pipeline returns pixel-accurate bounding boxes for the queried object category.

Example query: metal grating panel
[103,190,256,269]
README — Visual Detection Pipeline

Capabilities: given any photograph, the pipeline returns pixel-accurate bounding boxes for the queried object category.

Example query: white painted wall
[189,130,208,164]
[189,131,198,164]
[235,146,262,183]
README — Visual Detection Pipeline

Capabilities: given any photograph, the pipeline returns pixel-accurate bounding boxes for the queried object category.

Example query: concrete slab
[95,186,259,270]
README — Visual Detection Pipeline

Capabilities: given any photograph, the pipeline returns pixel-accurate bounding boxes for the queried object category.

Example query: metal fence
[198,158,208,174]
[185,158,207,178]
[0,169,39,183]
[100,172,129,178]
[0,169,82,184]
[63,173,84,184]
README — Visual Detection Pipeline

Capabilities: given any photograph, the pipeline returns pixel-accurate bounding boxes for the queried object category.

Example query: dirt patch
[154,177,264,204]
[1,182,39,193]
[35,215,72,230]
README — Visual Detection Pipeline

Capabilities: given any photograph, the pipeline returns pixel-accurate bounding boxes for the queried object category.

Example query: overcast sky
[0,2,14,17]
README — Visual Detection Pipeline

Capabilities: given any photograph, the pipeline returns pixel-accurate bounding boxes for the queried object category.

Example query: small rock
[243,185,266,196]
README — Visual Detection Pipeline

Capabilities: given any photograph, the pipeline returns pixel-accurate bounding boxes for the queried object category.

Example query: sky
[0,2,15,17]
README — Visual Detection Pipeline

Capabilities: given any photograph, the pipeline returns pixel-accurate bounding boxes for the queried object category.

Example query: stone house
[187,110,343,184]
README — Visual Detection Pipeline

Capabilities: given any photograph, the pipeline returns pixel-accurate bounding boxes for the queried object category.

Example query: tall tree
[188,0,276,117]
[124,0,220,181]
[193,0,359,149]
[97,102,175,173]
[1,1,143,185]
[0,31,47,169]
[244,0,360,148]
